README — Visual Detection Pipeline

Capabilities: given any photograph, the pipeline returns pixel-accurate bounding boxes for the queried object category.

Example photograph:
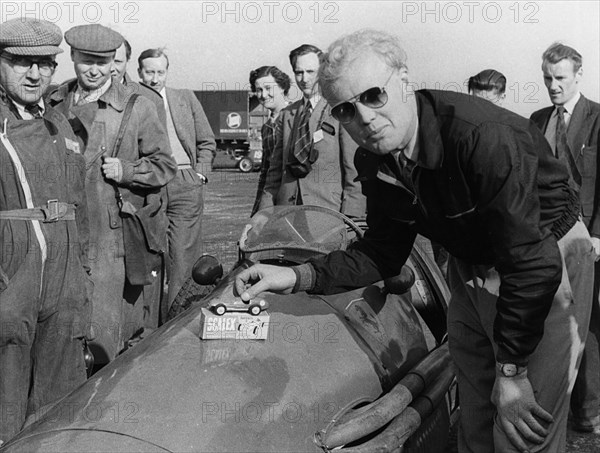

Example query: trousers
[165,169,204,310]
[0,237,88,441]
[448,220,594,452]
[570,260,600,424]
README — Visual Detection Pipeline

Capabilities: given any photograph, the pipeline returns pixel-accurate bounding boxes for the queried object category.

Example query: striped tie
[293,101,313,165]
[556,106,581,187]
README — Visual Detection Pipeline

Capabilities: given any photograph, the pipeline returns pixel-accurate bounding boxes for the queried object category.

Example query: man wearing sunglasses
[236,29,594,453]
[256,44,365,221]
[0,18,91,443]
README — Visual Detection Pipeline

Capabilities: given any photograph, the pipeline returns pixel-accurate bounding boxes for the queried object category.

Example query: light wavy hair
[319,29,408,98]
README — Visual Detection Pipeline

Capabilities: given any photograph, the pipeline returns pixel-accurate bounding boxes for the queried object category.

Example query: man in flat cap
[48,24,176,368]
[0,18,91,443]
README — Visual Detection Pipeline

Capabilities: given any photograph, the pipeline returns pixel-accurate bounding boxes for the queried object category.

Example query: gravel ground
[203,168,600,453]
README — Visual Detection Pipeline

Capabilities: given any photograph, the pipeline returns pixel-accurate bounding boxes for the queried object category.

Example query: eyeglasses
[331,70,396,124]
[0,54,57,77]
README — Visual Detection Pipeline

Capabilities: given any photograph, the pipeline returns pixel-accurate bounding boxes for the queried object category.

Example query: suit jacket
[165,87,216,175]
[258,97,366,218]
[531,94,600,236]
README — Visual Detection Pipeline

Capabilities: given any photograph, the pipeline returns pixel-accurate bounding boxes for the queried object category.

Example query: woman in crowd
[249,66,291,216]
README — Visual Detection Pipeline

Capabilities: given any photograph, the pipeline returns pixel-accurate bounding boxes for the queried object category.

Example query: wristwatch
[497,362,527,377]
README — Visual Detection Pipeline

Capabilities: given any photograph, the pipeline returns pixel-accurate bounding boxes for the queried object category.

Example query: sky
[3,1,599,117]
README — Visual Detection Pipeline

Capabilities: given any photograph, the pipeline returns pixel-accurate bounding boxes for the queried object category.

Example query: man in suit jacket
[531,42,600,433]
[138,48,216,312]
[257,44,365,220]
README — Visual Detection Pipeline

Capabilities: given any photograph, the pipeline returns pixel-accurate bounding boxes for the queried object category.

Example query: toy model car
[0,205,456,453]
[210,298,269,316]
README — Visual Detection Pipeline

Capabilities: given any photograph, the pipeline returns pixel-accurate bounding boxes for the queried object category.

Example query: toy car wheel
[238,157,253,173]
[249,304,261,316]
[214,304,227,316]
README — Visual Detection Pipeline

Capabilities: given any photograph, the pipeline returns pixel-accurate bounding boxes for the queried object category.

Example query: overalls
[0,107,89,441]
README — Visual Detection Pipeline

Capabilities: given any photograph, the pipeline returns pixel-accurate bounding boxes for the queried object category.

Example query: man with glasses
[256,44,365,222]
[236,29,593,453]
[0,18,90,443]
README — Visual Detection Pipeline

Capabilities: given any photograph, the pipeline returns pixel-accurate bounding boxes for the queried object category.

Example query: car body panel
[1,207,450,453]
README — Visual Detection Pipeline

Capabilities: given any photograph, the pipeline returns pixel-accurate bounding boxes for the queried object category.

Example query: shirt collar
[13,99,45,120]
[393,117,420,164]
[304,92,321,110]
[159,87,169,106]
[75,77,112,105]
[555,91,580,116]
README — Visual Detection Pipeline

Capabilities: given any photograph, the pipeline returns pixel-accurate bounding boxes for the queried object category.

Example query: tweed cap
[0,18,63,56]
[65,24,123,57]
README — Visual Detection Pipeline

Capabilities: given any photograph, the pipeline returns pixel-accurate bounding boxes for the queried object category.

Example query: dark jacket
[307,90,578,365]
[531,94,600,236]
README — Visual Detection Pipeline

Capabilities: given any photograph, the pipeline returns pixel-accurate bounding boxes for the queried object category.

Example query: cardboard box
[199,308,270,340]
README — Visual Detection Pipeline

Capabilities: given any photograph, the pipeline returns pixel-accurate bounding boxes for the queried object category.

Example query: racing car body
[1,206,455,453]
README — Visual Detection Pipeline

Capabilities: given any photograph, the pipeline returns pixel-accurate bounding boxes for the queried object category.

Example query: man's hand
[102,157,123,183]
[591,237,600,261]
[491,372,553,452]
[196,173,208,184]
[234,264,296,301]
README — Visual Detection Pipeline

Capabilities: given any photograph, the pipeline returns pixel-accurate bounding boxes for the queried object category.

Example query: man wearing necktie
[0,18,91,443]
[257,44,366,222]
[531,42,600,434]
[239,30,594,453]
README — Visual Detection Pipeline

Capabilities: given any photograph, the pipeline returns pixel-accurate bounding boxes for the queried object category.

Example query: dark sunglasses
[331,70,396,124]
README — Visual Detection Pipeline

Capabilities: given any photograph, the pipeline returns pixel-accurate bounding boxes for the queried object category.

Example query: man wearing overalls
[0,18,90,443]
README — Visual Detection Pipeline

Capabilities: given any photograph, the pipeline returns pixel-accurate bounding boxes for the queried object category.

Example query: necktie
[293,101,313,166]
[397,152,416,192]
[555,106,581,187]
[25,103,42,119]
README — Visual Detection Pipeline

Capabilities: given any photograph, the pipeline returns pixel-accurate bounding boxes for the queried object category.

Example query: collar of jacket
[49,78,130,112]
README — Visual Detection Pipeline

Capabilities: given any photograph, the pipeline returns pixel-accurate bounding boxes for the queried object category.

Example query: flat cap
[0,18,63,56]
[65,24,123,57]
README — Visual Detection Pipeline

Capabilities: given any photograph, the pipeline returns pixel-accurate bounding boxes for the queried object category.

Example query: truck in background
[194,90,268,172]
